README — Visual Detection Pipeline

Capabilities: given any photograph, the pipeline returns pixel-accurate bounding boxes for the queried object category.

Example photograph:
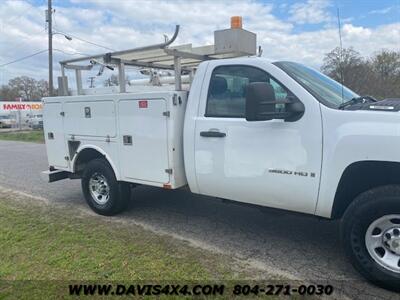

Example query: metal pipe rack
[58,24,257,95]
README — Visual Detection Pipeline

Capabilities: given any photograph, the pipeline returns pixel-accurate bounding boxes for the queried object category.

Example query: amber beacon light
[230,16,243,29]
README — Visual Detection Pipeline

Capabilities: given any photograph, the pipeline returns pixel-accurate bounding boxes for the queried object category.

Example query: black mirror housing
[245,82,275,121]
[245,82,304,122]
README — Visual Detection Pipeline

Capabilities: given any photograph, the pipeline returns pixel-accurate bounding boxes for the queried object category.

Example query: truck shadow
[122,185,396,300]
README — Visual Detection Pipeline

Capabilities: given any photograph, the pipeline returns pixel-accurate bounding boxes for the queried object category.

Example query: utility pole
[88,77,95,88]
[47,0,53,96]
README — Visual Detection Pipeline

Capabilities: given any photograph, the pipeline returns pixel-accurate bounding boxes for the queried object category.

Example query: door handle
[123,135,133,145]
[200,131,226,138]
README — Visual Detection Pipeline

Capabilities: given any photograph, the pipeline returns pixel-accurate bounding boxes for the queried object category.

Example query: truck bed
[43,91,188,189]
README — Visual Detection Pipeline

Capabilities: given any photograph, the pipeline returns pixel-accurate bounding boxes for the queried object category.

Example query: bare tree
[371,50,400,79]
[322,47,400,99]
[368,50,400,99]
[0,85,20,101]
[35,79,49,98]
[8,76,38,100]
[321,47,365,84]
[0,77,49,100]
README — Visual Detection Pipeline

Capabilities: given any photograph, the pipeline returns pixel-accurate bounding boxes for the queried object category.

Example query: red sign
[138,100,148,108]
[2,103,42,110]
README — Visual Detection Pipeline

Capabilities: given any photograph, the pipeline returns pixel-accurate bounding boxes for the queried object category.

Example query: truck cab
[184,58,322,215]
[185,58,400,219]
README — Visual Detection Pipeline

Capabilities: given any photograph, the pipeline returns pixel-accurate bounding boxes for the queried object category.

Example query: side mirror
[245,82,305,122]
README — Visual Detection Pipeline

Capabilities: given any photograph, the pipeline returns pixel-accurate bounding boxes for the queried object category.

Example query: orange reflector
[231,16,242,29]
[163,184,172,189]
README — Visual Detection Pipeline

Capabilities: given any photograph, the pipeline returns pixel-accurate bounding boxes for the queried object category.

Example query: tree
[321,47,400,99]
[0,85,19,101]
[368,50,400,99]
[371,50,400,79]
[0,76,49,100]
[8,76,38,100]
[321,47,365,87]
[35,80,49,98]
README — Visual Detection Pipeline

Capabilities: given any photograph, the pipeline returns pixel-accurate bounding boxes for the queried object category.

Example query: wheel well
[74,148,105,174]
[331,161,400,219]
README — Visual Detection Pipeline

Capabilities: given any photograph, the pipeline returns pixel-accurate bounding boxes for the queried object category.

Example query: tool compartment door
[43,102,68,168]
[118,99,170,183]
[64,100,116,137]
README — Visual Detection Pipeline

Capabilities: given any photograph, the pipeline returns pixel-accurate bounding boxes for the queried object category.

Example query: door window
[205,65,290,118]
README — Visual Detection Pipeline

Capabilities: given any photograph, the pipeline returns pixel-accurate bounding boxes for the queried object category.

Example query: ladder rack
[58,22,257,96]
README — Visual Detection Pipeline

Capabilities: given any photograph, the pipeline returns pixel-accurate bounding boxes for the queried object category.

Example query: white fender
[71,144,121,180]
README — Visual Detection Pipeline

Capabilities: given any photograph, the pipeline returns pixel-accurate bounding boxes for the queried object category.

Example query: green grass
[0,198,275,299]
[0,130,44,143]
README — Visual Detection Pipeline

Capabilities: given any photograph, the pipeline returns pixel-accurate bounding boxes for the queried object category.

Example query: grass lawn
[0,197,277,299]
[0,130,44,143]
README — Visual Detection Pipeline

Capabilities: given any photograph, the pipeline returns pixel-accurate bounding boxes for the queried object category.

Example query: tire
[341,185,400,292]
[81,158,131,216]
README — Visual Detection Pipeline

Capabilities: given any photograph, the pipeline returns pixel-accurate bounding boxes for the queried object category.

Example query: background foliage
[1,48,399,101]
[322,48,400,99]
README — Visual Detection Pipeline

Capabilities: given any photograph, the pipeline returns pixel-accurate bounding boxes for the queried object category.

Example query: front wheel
[341,185,400,292]
[81,158,131,216]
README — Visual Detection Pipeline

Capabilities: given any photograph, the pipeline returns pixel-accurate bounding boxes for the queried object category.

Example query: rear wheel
[81,158,131,216]
[341,185,400,292]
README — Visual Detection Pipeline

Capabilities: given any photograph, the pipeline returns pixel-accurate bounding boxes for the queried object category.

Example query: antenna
[337,7,345,102]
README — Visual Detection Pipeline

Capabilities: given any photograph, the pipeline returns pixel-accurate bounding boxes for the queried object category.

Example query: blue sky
[1,0,399,87]
[42,0,400,29]
[276,0,400,28]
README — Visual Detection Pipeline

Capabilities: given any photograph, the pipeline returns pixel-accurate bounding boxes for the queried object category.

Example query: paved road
[0,140,398,300]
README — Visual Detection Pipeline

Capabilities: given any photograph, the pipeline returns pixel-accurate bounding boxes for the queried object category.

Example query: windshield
[273,61,359,108]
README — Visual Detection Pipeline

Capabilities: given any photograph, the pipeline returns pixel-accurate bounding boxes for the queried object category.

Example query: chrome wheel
[89,173,110,205]
[365,214,400,273]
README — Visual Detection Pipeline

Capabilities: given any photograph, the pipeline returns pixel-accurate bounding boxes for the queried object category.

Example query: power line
[53,27,116,51]
[0,50,48,67]
[0,48,89,68]
[0,47,89,85]
[53,48,90,56]
[0,45,93,70]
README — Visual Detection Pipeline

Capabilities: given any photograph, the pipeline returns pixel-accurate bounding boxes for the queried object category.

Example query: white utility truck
[43,19,400,291]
